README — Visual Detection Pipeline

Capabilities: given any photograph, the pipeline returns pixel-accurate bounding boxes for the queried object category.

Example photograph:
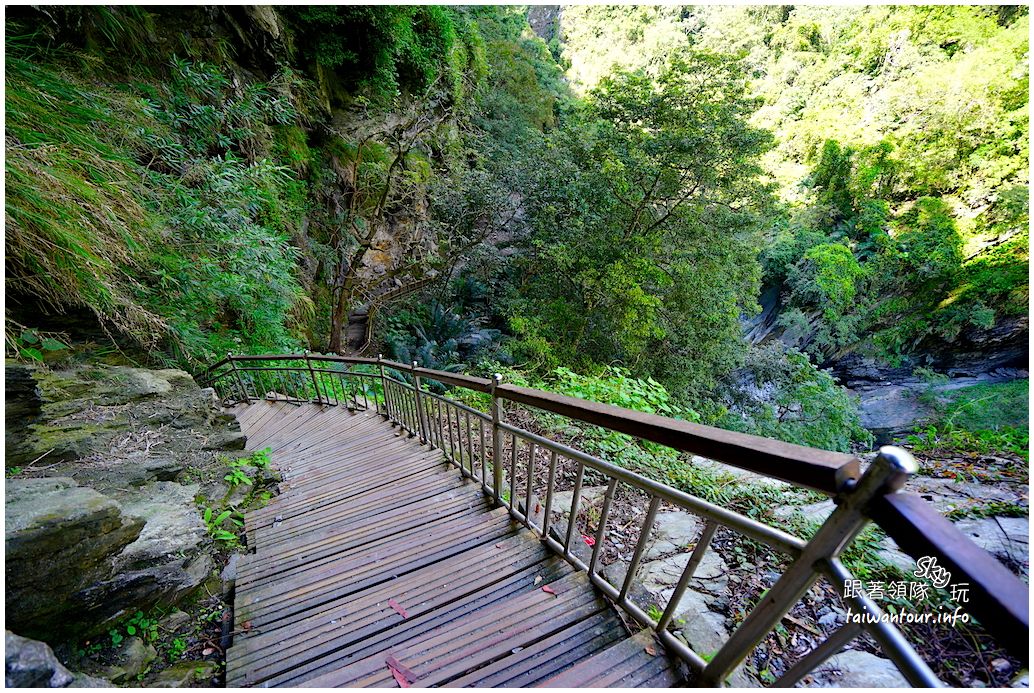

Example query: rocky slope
[4,360,272,686]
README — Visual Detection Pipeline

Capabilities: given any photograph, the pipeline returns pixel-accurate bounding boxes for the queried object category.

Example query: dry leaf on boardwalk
[387,598,410,619]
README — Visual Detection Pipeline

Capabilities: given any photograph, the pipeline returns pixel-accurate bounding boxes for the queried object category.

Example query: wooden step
[536,629,684,687]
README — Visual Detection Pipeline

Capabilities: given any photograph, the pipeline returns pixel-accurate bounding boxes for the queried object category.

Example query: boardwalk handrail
[198,353,1029,685]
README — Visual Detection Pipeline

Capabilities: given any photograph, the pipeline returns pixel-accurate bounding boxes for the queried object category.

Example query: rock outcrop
[4,362,246,641]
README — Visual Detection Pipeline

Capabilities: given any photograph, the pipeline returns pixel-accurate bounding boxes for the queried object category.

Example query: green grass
[907,379,1029,459]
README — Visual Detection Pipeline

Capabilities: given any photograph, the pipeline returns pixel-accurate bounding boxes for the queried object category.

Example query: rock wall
[4,362,246,642]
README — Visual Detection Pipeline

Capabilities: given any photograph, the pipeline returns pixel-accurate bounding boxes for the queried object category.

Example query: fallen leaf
[388,598,410,619]
[644,645,657,657]
[241,620,253,632]
[542,585,557,596]
[534,502,541,513]
[385,655,416,688]
[534,575,543,585]
[202,647,215,656]
[495,543,504,549]
[582,534,596,547]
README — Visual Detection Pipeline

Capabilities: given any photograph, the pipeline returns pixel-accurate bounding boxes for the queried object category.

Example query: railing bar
[588,477,617,575]
[454,403,465,470]
[446,400,458,465]
[542,451,559,540]
[478,417,488,486]
[620,495,661,601]
[434,395,445,451]
[773,622,863,688]
[563,463,585,555]
[508,431,519,510]
[524,441,537,530]
[465,410,475,478]
[657,520,719,633]
[497,421,804,557]
[823,559,941,687]
[385,379,397,425]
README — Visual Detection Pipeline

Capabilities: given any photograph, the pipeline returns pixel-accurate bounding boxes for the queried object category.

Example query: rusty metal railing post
[227,352,250,405]
[697,446,920,686]
[490,373,504,506]
[303,350,321,405]
[412,361,429,444]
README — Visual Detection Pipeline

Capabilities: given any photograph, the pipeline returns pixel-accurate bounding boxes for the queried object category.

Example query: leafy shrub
[5,42,308,366]
[721,343,873,452]
[383,300,502,374]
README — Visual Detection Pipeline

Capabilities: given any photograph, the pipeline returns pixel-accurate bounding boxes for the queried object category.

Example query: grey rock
[114,637,157,681]
[116,483,206,572]
[818,611,840,628]
[150,661,217,687]
[806,649,909,688]
[643,511,701,560]
[5,631,74,687]
[904,477,1020,516]
[550,485,608,517]
[773,499,835,524]
[158,609,191,634]
[203,429,247,451]
[690,455,794,491]
[952,516,1029,575]
[5,479,143,638]
[68,673,112,688]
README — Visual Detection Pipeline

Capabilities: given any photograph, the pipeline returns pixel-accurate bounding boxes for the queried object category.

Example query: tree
[507,52,774,402]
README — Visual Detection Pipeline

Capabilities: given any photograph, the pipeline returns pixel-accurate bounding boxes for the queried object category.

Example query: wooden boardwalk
[225,401,683,687]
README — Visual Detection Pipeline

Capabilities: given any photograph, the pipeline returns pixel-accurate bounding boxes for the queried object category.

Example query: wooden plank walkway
[225,401,683,687]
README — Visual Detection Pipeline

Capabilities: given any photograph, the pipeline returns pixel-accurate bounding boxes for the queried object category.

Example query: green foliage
[548,366,694,420]
[108,610,159,648]
[505,51,772,403]
[5,39,308,367]
[721,344,873,452]
[201,504,244,547]
[907,379,1029,459]
[383,300,502,376]
[282,6,483,107]
[5,326,69,363]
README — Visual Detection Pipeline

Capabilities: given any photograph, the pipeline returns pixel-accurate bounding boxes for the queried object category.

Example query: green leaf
[41,337,68,351]
[126,625,137,635]
[214,510,232,526]
[19,347,44,361]
[20,330,39,344]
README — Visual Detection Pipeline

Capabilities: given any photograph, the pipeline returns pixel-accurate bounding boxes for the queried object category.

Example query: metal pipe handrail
[198,353,1030,683]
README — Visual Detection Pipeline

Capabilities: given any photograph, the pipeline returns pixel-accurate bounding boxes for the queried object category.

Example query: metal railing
[198,353,1029,686]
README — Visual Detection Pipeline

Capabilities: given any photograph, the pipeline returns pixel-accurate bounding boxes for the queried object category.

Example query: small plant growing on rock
[202,506,244,547]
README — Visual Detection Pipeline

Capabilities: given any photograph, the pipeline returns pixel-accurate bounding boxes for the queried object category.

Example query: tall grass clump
[5,36,310,366]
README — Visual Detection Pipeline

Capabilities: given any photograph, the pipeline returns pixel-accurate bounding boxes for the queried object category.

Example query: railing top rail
[497,382,859,495]
[871,493,1029,658]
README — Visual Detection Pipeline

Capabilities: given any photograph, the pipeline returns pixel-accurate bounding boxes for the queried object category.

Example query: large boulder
[5,478,143,638]
[5,631,109,688]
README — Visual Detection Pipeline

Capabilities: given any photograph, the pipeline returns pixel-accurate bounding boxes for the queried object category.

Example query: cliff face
[5,6,462,360]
